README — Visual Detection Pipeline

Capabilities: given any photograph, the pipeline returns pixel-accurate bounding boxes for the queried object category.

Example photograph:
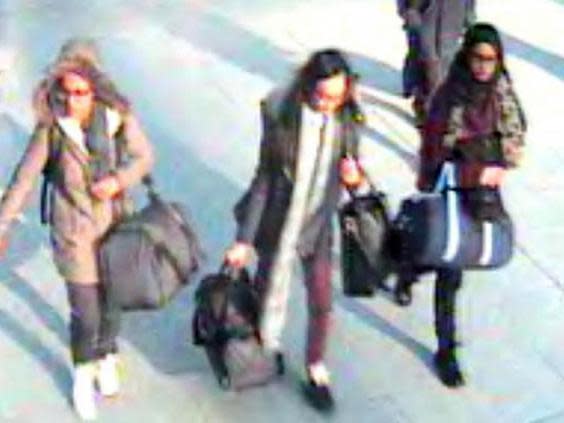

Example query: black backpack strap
[39,177,50,225]
[40,125,60,225]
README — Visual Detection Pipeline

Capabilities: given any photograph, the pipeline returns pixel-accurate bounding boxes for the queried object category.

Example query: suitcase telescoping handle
[219,261,242,281]
[142,174,160,203]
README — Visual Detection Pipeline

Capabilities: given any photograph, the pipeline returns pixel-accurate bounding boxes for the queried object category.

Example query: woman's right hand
[480,166,505,187]
[225,242,254,269]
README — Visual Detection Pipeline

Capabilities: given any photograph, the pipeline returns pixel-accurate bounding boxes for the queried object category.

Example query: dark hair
[457,22,508,80]
[280,49,364,123]
[298,49,354,100]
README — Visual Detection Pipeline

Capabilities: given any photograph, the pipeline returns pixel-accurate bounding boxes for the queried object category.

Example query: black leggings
[398,265,463,351]
[434,268,463,351]
[65,282,121,364]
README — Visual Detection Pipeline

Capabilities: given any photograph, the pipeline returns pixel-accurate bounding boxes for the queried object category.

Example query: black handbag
[98,177,204,311]
[192,266,278,391]
[339,189,393,296]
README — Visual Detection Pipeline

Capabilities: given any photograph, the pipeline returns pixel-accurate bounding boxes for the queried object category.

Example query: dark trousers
[254,234,332,366]
[398,265,463,351]
[434,268,463,351]
[65,282,121,364]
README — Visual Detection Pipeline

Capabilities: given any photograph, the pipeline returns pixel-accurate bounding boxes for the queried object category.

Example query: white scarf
[260,105,336,352]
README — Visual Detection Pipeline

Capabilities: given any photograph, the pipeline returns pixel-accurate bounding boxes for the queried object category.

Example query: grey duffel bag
[99,177,204,311]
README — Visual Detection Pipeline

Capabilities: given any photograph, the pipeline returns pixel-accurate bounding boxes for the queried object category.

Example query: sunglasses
[63,87,93,98]
[313,90,346,103]
[469,52,498,64]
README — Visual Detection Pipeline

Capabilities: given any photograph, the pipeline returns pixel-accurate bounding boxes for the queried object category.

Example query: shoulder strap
[40,125,61,225]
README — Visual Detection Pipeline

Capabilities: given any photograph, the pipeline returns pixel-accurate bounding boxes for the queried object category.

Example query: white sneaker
[97,354,120,397]
[72,363,98,421]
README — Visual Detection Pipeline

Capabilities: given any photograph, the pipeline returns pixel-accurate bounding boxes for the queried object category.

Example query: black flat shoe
[302,379,335,413]
[394,282,412,307]
[275,352,285,376]
[434,349,465,388]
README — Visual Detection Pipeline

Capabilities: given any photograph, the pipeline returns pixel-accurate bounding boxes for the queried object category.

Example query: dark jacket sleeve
[234,101,275,244]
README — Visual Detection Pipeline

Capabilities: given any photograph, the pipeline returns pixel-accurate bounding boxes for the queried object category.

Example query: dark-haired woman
[0,39,154,420]
[403,23,526,387]
[225,49,367,412]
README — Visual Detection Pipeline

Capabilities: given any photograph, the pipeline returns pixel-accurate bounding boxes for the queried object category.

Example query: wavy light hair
[32,38,130,125]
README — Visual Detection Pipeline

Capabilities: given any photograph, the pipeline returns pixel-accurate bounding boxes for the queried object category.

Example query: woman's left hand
[91,176,121,200]
[480,166,505,187]
[340,157,364,188]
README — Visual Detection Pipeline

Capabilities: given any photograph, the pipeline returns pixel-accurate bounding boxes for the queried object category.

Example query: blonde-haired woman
[0,38,154,420]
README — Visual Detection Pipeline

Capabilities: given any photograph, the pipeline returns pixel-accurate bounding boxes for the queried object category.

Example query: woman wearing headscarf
[0,38,154,419]
[396,23,526,387]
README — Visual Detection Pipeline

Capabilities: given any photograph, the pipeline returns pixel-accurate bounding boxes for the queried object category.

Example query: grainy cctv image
[0,0,562,421]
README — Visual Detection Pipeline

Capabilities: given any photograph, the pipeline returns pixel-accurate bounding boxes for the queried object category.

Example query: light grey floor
[0,0,563,421]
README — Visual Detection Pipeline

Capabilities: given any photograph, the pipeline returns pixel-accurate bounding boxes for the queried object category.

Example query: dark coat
[234,87,362,256]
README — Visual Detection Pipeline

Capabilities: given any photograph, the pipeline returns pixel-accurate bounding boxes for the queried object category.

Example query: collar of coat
[55,107,122,156]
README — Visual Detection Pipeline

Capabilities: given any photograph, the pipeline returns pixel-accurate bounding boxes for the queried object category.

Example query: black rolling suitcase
[339,190,393,296]
[192,266,278,390]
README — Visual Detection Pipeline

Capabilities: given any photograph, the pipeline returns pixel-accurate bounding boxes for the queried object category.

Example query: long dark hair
[280,49,364,125]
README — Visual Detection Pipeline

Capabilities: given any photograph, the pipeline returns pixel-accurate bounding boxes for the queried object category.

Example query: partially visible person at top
[397,0,476,126]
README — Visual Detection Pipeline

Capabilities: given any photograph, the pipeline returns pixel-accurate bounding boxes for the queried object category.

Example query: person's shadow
[333,287,436,375]
[0,112,72,398]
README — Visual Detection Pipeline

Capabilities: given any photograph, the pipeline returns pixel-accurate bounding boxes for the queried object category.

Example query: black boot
[394,266,416,307]
[275,352,285,376]
[394,279,412,306]
[434,269,464,387]
[434,347,465,388]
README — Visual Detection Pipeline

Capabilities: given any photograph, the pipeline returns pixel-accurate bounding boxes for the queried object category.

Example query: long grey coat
[0,107,154,284]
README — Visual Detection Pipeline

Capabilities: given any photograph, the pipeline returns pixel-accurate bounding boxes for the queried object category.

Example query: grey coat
[0,108,154,284]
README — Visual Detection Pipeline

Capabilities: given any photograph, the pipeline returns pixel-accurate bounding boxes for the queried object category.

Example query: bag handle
[139,175,205,266]
[433,161,456,193]
[435,162,461,262]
